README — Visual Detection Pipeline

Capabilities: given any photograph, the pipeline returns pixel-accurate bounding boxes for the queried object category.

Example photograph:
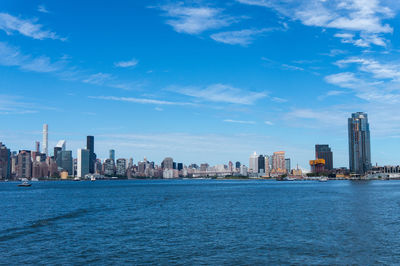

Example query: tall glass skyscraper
[315,144,333,170]
[86,136,95,173]
[348,112,371,175]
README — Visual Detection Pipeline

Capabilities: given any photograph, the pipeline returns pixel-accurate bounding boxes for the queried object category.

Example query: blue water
[1,180,400,265]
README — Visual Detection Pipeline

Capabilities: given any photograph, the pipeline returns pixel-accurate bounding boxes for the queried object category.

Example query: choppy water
[1,179,400,265]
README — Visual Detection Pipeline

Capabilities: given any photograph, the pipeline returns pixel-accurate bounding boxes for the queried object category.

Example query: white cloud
[336,57,400,80]
[0,41,65,72]
[89,96,193,106]
[236,0,395,47]
[325,72,361,88]
[158,4,235,34]
[0,13,65,40]
[173,83,268,105]
[38,5,50,14]
[114,58,139,68]
[83,73,113,85]
[264,120,274,125]
[271,96,288,103]
[223,119,256,124]
[210,28,272,46]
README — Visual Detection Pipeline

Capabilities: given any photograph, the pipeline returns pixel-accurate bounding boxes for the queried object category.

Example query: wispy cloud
[237,0,395,47]
[83,73,113,85]
[89,96,193,106]
[264,120,274,125]
[157,3,235,34]
[0,13,65,41]
[172,83,267,105]
[37,5,50,14]
[0,41,65,73]
[114,58,139,68]
[223,119,256,124]
[210,28,272,46]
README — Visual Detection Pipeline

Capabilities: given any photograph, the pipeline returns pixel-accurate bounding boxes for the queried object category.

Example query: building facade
[348,112,371,174]
[315,144,333,171]
[77,149,90,178]
[116,158,127,176]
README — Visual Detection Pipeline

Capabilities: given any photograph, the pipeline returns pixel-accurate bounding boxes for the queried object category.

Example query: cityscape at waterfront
[1,112,399,181]
[2,0,400,264]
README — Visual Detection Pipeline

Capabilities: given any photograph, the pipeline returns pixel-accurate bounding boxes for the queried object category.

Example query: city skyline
[1,1,400,168]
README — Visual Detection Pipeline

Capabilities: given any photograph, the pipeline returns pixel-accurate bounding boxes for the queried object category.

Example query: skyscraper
[42,124,48,156]
[348,112,371,175]
[109,149,115,161]
[77,149,90,178]
[272,151,285,172]
[86,136,95,173]
[285,158,291,173]
[249,152,258,173]
[315,145,333,170]
[0,142,11,179]
[258,155,265,174]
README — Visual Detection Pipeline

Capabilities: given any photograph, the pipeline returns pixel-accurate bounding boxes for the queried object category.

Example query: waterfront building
[285,158,291,173]
[77,149,90,178]
[0,142,11,179]
[177,163,183,171]
[249,152,258,173]
[116,158,127,176]
[95,159,102,174]
[162,157,174,169]
[109,149,115,161]
[42,124,48,156]
[86,136,95,174]
[348,112,371,174]
[35,141,40,153]
[258,155,265,174]
[272,151,286,173]
[264,156,271,177]
[200,163,209,172]
[315,145,333,171]
[56,150,73,175]
[310,159,325,173]
[103,159,115,176]
[240,165,248,176]
[16,150,32,179]
[235,161,241,170]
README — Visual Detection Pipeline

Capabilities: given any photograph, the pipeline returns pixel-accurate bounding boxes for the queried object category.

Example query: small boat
[73,177,81,181]
[31,178,39,182]
[319,177,328,182]
[90,176,96,181]
[18,181,32,187]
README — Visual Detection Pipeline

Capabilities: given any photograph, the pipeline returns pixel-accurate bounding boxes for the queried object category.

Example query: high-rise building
[315,145,333,171]
[348,112,371,174]
[77,149,90,178]
[285,158,291,173]
[42,124,48,156]
[86,136,95,173]
[35,141,40,153]
[235,161,241,170]
[258,155,265,174]
[0,142,11,179]
[177,163,183,171]
[103,159,115,176]
[272,151,286,173]
[162,157,174,169]
[56,150,73,175]
[16,150,32,179]
[116,158,127,176]
[249,152,258,173]
[109,149,115,161]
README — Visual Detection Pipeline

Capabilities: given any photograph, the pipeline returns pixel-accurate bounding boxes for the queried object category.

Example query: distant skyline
[1,0,400,168]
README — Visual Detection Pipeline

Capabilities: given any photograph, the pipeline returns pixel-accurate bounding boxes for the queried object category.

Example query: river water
[1,179,399,265]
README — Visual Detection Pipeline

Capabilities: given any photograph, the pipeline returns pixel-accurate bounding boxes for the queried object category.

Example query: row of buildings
[0,112,396,180]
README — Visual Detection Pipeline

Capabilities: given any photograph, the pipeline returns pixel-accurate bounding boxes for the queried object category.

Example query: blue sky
[1,0,400,169]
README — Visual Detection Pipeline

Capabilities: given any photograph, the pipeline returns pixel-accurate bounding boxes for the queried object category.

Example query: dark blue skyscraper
[86,136,95,173]
[348,112,371,175]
